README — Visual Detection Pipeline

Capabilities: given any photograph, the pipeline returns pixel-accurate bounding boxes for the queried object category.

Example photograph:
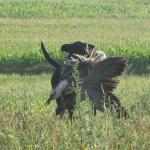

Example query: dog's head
[61,41,95,58]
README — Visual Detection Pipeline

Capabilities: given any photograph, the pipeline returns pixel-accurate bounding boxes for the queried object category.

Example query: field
[0,74,150,149]
[0,0,150,149]
[0,0,150,73]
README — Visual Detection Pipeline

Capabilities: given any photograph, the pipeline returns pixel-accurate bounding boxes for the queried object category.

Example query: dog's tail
[41,41,61,69]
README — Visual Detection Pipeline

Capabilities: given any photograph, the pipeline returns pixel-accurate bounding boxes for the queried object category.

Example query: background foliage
[0,0,150,73]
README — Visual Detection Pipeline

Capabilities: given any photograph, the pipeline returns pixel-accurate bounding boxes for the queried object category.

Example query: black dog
[61,41,95,58]
[41,41,97,119]
[41,41,128,119]
[47,53,129,119]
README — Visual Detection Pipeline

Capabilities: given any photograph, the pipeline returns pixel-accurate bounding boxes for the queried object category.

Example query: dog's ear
[61,44,72,52]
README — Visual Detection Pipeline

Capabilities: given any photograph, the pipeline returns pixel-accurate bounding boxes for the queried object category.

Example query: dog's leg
[55,97,65,117]
[68,109,74,121]
[55,107,65,119]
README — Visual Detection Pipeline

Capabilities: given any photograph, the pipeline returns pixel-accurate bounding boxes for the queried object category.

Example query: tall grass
[0,0,150,149]
[0,74,150,149]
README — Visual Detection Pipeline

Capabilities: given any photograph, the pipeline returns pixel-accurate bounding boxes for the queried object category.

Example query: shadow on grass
[0,62,54,75]
[0,58,150,75]
[127,58,150,75]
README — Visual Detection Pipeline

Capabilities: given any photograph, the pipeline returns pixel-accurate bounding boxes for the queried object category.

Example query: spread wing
[46,49,128,102]
[82,56,128,92]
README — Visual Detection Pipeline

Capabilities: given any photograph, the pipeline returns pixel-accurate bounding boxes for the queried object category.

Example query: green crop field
[0,0,150,149]
[0,0,150,73]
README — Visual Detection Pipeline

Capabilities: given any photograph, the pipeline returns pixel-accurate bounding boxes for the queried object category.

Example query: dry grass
[0,74,150,150]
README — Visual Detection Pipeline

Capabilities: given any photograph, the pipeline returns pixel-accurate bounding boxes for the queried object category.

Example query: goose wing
[81,56,128,92]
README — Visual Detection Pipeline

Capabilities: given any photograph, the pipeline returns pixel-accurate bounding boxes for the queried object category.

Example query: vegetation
[0,74,150,150]
[0,0,150,149]
[0,0,150,73]
[1,0,150,19]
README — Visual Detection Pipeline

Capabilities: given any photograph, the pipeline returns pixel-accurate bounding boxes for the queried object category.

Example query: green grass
[0,0,150,19]
[0,0,150,149]
[0,74,150,149]
[0,18,150,73]
[0,0,150,73]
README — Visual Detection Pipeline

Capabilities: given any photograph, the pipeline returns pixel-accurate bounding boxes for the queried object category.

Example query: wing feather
[83,57,128,92]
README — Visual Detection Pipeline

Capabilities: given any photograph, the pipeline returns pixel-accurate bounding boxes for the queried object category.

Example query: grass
[0,0,150,73]
[0,0,150,149]
[0,18,150,73]
[0,74,150,149]
[0,0,150,19]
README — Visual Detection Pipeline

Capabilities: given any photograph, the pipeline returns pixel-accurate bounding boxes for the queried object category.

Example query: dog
[41,41,103,119]
[41,41,129,119]
[47,50,129,119]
